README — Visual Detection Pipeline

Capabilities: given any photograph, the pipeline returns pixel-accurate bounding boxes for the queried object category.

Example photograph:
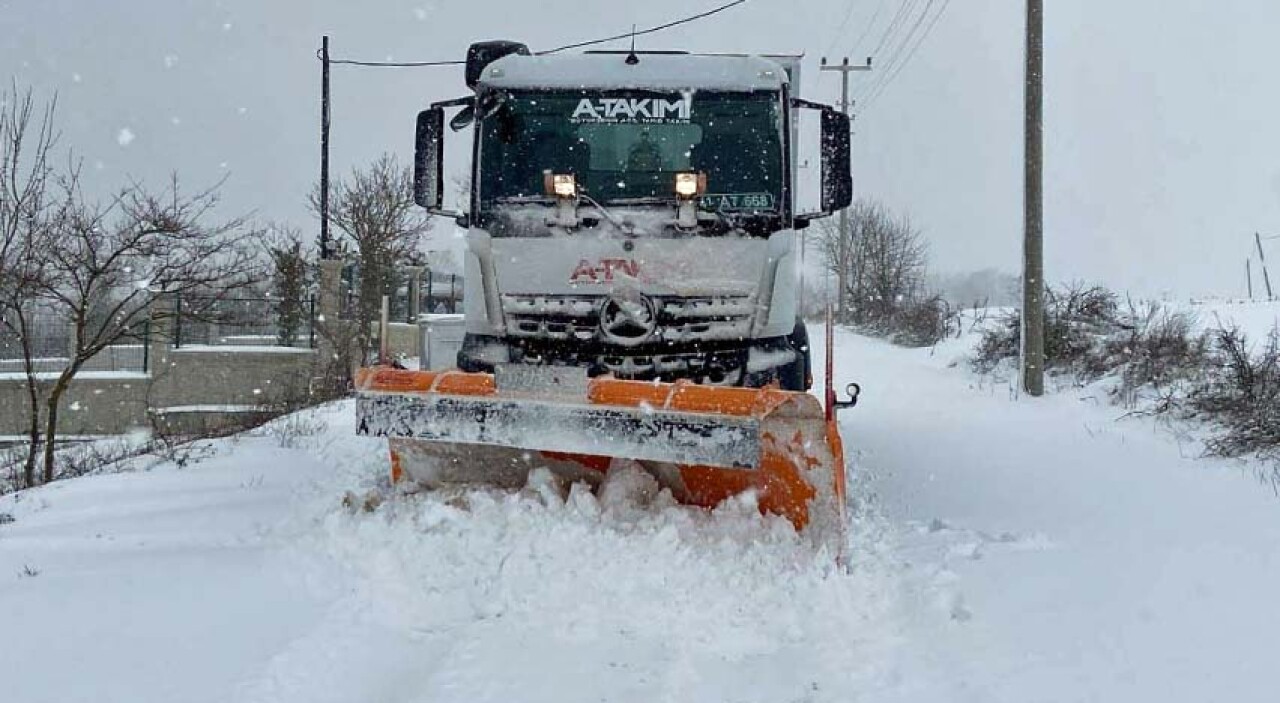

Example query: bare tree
[818,199,928,328]
[309,153,430,361]
[0,83,60,488]
[35,175,259,483]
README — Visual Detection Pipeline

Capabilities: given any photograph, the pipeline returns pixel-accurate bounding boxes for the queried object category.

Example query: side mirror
[414,108,444,210]
[465,40,530,89]
[791,97,853,225]
[820,109,852,213]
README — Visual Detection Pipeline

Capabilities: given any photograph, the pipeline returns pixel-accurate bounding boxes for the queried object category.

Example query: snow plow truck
[356,41,858,548]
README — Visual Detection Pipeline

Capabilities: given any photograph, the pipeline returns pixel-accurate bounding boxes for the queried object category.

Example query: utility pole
[1247,257,1254,299]
[820,56,872,322]
[1021,0,1045,397]
[320,35,332,260]
[1255,232,1273,299]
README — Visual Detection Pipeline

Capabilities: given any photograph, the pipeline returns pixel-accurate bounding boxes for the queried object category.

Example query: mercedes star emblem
[598,294,657,345]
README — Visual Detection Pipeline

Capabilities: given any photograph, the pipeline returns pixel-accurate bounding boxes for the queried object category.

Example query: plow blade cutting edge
[355,367,847,547]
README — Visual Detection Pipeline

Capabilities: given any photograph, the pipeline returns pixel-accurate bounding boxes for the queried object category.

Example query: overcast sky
[3,0,1278,298]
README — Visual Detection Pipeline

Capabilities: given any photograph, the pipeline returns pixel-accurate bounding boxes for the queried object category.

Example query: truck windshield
[478,89,783,213]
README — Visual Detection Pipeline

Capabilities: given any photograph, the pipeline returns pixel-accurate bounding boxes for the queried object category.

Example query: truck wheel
[779,321,811,392]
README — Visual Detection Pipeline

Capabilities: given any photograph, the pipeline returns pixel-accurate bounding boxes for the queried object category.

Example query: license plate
[701,193,775,211]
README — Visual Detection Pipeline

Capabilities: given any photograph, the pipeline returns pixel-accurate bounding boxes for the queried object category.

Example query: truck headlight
[544,172,577,198]
[675,172,706,199]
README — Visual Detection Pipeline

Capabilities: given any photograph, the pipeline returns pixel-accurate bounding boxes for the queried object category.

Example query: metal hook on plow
[823,306,861,421]
[834,382,860,412]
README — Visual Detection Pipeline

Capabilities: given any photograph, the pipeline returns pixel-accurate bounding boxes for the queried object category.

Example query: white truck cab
[413,41,851,390]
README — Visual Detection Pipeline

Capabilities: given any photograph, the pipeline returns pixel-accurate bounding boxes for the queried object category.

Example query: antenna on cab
[625,24,640,64]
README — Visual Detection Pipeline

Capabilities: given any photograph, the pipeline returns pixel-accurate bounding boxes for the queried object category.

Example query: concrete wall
[0,265,372,439]
[0,374,151,437]
[0,344,145,374]
[0,347,316,438]
[150,347,316,407]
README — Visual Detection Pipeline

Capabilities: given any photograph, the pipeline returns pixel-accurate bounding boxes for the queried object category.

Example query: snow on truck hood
[478,53,789,92]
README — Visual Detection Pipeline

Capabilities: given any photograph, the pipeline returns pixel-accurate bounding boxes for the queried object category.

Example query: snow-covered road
[3,328,1279,702]
[823,328,1280,702]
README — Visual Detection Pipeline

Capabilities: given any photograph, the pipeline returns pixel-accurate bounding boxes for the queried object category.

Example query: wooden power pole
[1022,0,1045,397]
[1255,232,1273,299]
[320,35,332,260]
[820,56,872,322]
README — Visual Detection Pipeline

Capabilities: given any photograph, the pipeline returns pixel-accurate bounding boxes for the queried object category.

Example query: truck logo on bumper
[570,258,640,284]
[599,294,658,345]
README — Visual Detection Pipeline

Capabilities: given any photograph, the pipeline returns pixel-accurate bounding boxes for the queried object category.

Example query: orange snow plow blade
[355,366,846,541]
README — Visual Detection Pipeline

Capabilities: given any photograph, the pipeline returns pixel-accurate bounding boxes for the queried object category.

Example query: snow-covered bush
[1191,326,1280,481]
[969,285,1280,479]
[972,284,1208,394]
[973,284,1121,379]
[1107,303,1209,396]
[888,295,958,348]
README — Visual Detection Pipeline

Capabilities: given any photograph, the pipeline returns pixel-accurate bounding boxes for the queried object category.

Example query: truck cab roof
[476,52,791,92]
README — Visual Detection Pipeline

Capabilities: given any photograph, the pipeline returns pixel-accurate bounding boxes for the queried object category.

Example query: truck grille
[501,294,755,345]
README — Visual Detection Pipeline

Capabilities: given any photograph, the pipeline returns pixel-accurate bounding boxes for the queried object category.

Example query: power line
[849,0,923,102]
[869,0,921,60]
[885,0,936,64]
[821,1,862,61]
[860,0,952,108]
[538,0,749,55]
[853,0,932,102]
[846,0,893,59]
[319,0,751,67]
[857,0,951,107]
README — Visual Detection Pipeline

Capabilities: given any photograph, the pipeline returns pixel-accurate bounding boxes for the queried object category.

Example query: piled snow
[1,400,903,703]
[250,469,901,703]
[5,324,1280,701]
[817,324,1280,702]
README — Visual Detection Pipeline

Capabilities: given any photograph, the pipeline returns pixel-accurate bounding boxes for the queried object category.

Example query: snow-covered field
[1188,298,1280,341]
[3,317,1280,702]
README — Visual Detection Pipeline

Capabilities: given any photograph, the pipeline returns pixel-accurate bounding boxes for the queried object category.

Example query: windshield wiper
[494,193,662,236]
[605,196,675,206]
[578,193,643,236]
[493,195,555,204]
[493,193,643,235]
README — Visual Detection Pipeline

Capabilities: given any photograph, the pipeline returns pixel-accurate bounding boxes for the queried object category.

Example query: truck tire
[778,320,811,392]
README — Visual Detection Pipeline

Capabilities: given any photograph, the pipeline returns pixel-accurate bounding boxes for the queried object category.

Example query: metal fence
[422,271,463,315]
[339,262,464,322]
[171,295,316,349]
[0,311,149,374]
